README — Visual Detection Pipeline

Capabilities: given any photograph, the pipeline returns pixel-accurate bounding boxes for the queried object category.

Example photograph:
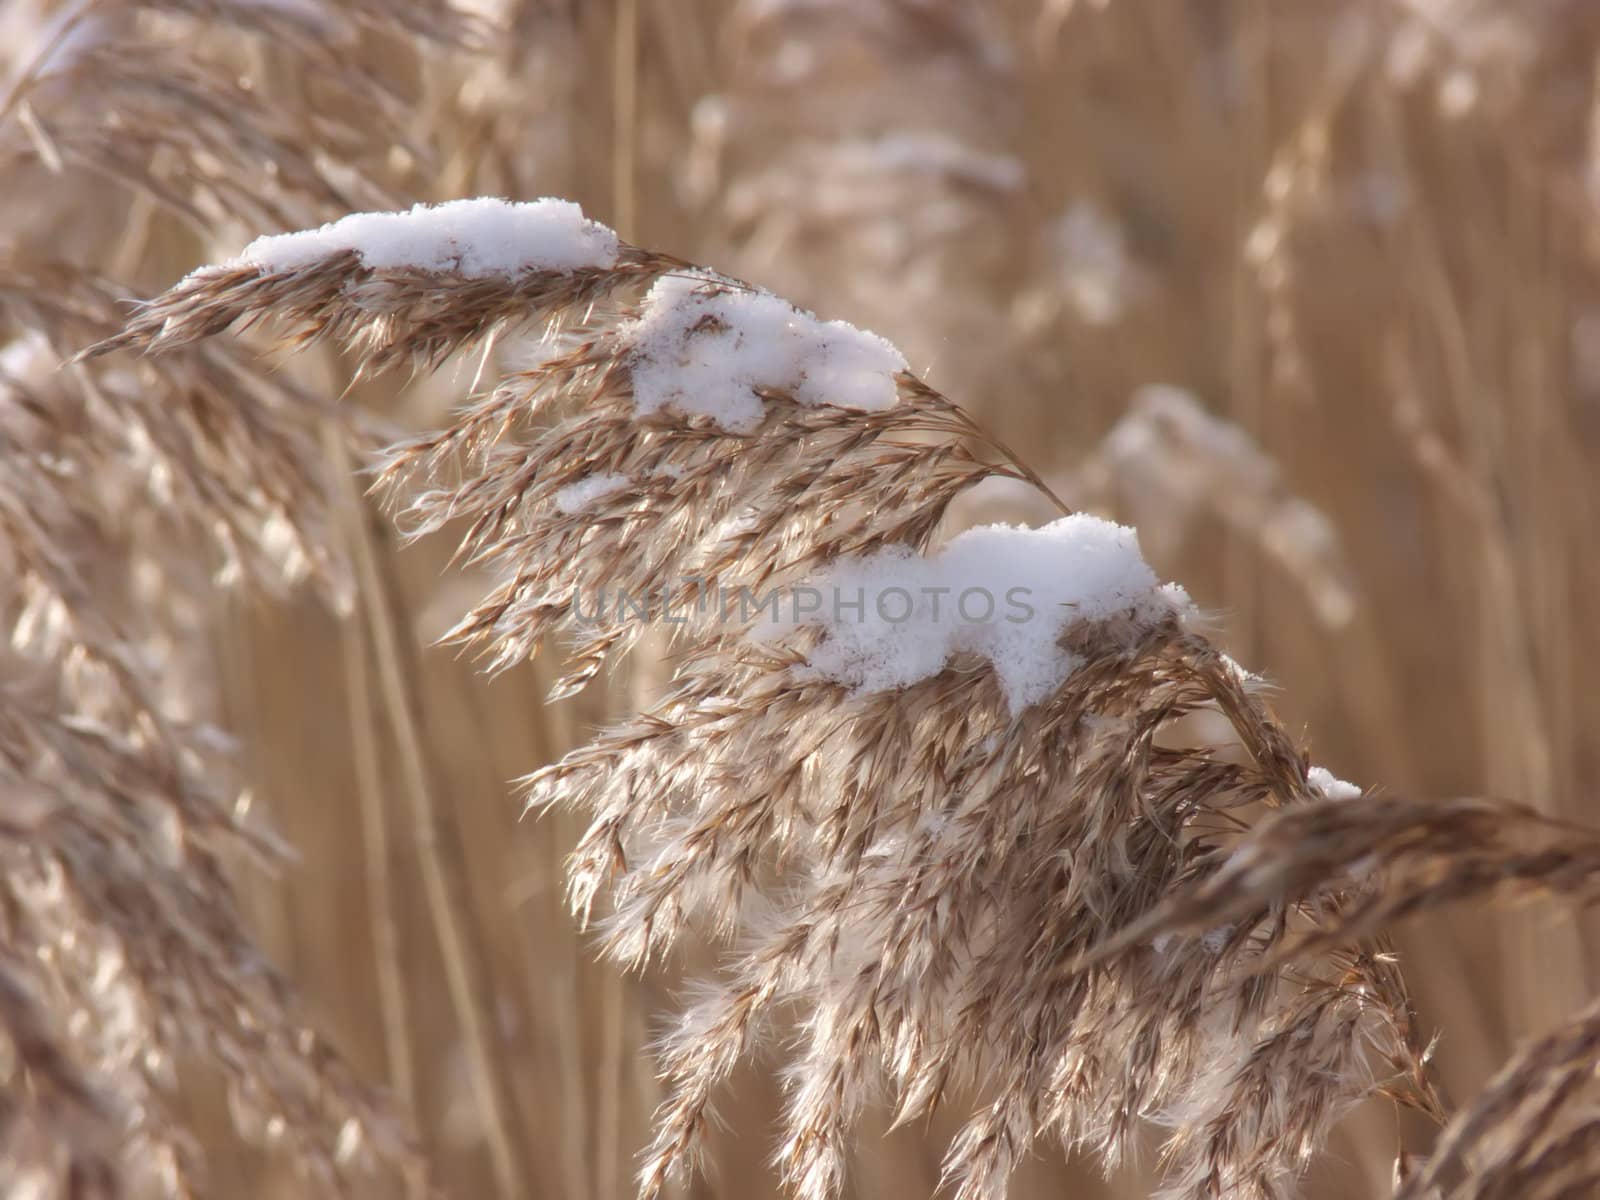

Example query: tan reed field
[4,2,1600,1199]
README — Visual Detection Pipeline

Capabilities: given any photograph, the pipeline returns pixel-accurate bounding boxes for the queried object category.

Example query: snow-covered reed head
[91,195,1600,1200]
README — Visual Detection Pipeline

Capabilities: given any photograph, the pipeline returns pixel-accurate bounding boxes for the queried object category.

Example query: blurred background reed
[4,0,1600,1196]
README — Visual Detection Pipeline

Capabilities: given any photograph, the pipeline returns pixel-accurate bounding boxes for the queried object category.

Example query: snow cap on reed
[772,515,1192,713]
[240,197,620,277]
[623,269,907,432]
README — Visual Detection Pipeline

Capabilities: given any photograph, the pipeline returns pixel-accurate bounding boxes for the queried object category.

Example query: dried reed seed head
[0,658,424,1193]
[3,263,348,604]
[1073,793,1600,977]
[94,193,1600,1200]
[0,3,493,1189]
[0,957,121,1168]
[0,358,411,1178]
[0,0,471,248]
[87,243,683,372]
[1398,993,1600,1200]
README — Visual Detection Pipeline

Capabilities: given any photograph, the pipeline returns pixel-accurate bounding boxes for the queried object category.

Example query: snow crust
[622,270,906,433]
[773,514,1191,713]
[240,198,619,277]
[553,473,630,514]
[1306,766,1362,802]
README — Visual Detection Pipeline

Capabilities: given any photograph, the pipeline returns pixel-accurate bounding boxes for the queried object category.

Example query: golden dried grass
[6,2,1600,1199]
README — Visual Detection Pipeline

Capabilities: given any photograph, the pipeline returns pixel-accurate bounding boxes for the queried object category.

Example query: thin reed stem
[325,428,422,1193]
[612,0,639,240]
[331,437,535,1200]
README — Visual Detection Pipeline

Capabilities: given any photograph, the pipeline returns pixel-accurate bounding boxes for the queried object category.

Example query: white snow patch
[553,473,631,514]
[764,514,1190,714]
[239,198,619,278]
[622,270,906,433]
[1218,654,1259,685]
[1307,766,1362,803]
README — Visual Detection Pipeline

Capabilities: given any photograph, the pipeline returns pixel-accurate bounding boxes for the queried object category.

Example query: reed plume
[95,197,1600,1200]
[0,0,473,1192]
